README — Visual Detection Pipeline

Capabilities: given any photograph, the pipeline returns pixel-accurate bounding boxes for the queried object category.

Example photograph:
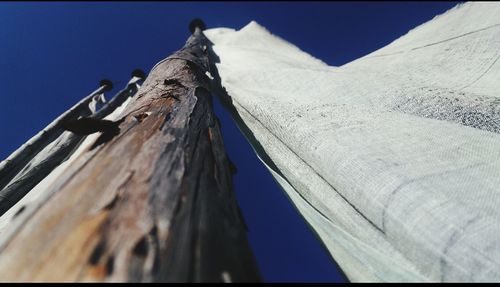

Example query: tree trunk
[0,23,260,282]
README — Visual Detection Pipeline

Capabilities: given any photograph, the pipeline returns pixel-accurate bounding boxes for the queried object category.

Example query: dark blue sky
[0,1,459,282]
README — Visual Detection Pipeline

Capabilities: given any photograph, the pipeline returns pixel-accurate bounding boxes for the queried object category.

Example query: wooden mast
[0,19,260,282]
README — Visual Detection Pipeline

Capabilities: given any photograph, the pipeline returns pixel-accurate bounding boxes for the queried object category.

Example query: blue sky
[0,1,459,282]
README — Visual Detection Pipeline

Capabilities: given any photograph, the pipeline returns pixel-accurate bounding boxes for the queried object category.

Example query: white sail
[204,2,500,282]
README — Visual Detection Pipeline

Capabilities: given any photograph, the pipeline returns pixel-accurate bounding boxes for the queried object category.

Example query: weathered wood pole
[0,20,260,282]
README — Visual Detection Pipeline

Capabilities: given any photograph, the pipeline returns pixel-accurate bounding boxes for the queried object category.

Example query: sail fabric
[204,2,500,282]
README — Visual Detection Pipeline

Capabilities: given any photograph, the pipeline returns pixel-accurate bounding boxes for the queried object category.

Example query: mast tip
[99,79,113,91]
[189,18,206,34]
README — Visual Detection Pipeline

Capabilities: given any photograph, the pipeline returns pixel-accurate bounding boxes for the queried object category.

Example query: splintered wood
[0,27,260,282]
